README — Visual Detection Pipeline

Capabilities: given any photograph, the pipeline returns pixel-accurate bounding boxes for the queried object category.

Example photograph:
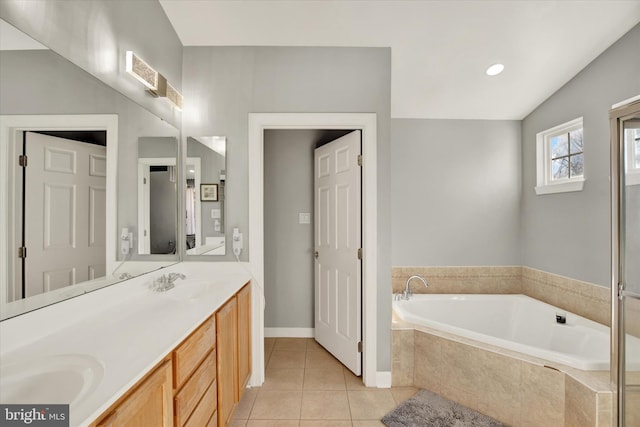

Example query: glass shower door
[611,100,640,427]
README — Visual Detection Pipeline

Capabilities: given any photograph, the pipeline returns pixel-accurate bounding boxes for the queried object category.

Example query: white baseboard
[376,371,392,388]
[264,327,314,338]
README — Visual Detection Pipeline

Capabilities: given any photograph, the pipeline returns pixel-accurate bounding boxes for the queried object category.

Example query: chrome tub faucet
[403,275,428,300]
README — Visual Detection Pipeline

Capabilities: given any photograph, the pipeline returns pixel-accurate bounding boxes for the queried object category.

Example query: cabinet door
[236,283,251,399]
[216,297,238,427]
[97,360,172,427]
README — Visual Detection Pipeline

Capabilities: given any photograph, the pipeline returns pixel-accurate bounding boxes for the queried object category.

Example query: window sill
[535,179,585,195]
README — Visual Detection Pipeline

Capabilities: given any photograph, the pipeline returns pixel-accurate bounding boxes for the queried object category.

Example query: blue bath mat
[381,389,508,427]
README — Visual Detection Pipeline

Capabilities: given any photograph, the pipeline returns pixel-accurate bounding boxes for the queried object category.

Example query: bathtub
[393,294,640,371]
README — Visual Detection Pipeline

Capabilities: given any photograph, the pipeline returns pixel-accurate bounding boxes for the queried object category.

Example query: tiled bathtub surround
[521,267,610,329]
[392,266,522,295]
[390,265,638,426]
[392,327,614,426]
[392,266,640,338]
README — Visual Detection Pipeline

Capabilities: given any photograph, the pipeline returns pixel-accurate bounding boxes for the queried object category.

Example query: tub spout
[403,275,428,300]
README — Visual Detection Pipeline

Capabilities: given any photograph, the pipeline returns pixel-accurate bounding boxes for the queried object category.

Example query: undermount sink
[163,280,215,302]
[0,354,104,406]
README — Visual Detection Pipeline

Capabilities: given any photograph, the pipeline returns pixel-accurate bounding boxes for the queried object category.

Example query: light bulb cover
[486,63,505,76]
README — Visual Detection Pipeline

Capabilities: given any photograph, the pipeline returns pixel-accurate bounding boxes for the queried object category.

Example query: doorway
[248,113,378,387]
[263,129,361,374]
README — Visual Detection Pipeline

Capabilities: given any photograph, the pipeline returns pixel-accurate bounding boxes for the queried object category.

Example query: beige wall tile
[413,331,445,393]
[625,297,640,338]
[391,330,414,386]
[520,364,565,427]
[565,376,596,427]
[475,349,522,426]
[596,392,613,427]
[392,266,522,294]
[438,338,480,409]
[521,267,609,327]
[625,388,640,427]
[351,421,386,427]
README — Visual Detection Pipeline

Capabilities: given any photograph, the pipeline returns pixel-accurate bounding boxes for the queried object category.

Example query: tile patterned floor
[231,338,418,427]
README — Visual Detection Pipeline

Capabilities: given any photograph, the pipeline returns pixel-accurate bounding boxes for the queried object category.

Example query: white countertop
[0,262,252,426]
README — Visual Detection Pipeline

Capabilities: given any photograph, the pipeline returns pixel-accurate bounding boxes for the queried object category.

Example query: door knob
[314,251,319,259]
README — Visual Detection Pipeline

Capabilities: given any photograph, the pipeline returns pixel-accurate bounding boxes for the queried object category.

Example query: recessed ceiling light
[486,63,505,76]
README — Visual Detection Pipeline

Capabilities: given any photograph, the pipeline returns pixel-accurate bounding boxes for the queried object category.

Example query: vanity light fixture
[125,50,183,110]
[165,82,183,110]
[125,51,158,90]
[486,63,505,76]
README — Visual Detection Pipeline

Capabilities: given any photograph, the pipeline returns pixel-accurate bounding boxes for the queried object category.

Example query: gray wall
[391,119,522,266]
[182,46,392,371]
[0,0,182,128]
[521,23,640,287]
[0,49,179,262]
[264,130,316,329]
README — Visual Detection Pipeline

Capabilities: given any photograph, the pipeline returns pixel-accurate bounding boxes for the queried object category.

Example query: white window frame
[535,117,585,195]
[625,125,640,186]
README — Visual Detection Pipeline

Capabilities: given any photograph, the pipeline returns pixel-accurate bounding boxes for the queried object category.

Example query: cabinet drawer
[207,411,218,427]
[174,315,216,388]
[184,380,217,427]
[175,350,216,426]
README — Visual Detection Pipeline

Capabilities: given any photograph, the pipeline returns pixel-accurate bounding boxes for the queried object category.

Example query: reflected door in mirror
[16,132,106,299]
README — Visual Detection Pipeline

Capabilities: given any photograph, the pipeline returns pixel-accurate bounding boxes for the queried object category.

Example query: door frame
[0,114,118,305]
[248,113,378,387]
[610,97,640,426]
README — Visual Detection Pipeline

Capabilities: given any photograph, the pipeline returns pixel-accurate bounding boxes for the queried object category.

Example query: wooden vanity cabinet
[95,360,173,427]
[216,283,252,427]
[216,296,238,427]
[92,283,250,427]
[173,315,217,427]
[236,283,252,399]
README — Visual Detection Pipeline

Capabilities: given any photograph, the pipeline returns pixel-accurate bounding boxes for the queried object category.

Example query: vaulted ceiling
[160,0,640,120]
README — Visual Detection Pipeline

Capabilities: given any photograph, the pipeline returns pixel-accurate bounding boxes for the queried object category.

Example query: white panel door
[314,130,362,375]
[21,132,106,297]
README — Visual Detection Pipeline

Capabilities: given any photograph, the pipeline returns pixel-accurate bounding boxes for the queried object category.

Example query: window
[535,117,585,195]
[625,125,640,185]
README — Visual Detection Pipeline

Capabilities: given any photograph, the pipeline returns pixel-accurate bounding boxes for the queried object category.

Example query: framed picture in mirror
[201,183,219,201]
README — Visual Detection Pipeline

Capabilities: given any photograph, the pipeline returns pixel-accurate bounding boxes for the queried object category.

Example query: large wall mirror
[0,18,180,320]
[185,136,227,256]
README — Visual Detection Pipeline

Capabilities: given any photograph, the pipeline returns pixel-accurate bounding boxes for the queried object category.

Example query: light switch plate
[299,212,311,224]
